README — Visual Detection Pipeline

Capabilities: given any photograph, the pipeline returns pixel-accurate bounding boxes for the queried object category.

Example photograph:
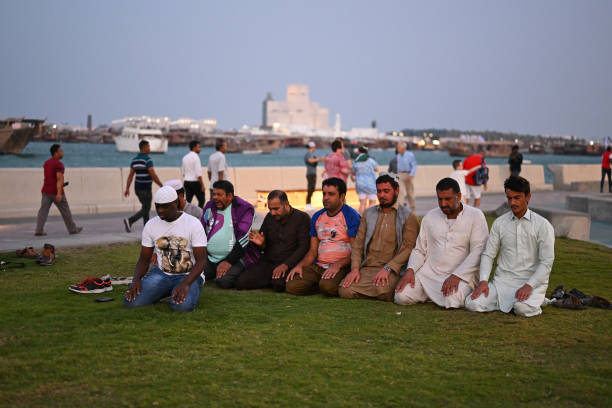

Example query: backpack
[474,158,489,185]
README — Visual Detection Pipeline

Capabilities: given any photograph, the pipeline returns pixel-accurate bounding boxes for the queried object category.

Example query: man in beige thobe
[394,177,489,308]
[339,174,419,301]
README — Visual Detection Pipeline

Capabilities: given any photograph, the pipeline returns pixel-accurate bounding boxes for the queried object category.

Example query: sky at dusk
[1,0,611,140]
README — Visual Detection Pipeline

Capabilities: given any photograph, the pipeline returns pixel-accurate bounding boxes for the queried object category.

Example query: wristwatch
[383,265,392,273]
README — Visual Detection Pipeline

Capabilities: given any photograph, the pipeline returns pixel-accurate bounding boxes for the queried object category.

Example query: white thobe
[181,151,202,182]
[207,151,227,184]
[397,205,489,307]
[475,209,555,313]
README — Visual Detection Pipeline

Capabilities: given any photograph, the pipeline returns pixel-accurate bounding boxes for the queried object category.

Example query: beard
[380,193,398,208]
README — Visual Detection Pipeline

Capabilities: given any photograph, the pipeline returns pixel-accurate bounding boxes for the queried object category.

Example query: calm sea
[2,141,601,184]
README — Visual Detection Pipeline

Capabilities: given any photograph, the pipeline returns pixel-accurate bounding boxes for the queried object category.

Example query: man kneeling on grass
[394,177,489,309]
[285,177,361,296]
[465,176,555,317]
[124,186,207,312]
[338,174,419,301]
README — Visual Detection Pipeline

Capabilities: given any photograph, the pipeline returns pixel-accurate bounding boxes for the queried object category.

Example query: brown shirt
[259,207,311,268]
[351,205,419,274]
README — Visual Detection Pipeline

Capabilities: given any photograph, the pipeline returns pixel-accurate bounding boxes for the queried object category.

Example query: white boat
[114,127,168,153]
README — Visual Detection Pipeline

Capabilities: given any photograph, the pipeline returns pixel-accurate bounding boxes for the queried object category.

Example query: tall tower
[262,92,273,127]
[334,113,341,132]
[87,114,92,131]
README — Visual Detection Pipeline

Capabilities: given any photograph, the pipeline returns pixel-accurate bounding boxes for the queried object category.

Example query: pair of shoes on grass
[36,244,56,266]
[69,274,113,294]
[15,247,40,259]
[549,285,611,310]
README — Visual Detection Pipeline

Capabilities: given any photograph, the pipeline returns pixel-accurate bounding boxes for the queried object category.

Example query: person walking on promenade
[182,140,205,208]
[450,159,482,204]
[508,145,523,177]
[35,144,82,236]
[238,190,310,291]
[339,174,419,301]
[388,147,398,174]
[124,186,208,312]
[323,140,350,183]
[207,139,227,200]
[396,142,417,211]
[304,141,324,211]
[285,177,361,296]
[123,140,163,232]
[201,180,260,289]
[394,177,489,309]
[463,152,487,208]
[601,146,612,193]
[351,146,379,215]
[465,176,555,318]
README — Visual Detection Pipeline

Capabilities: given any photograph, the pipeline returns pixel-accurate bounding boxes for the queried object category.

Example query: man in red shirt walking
[462,153,487,208]
[35,144,82,236]
[601,146,612,193]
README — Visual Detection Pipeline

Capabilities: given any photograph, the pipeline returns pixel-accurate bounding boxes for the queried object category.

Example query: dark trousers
[602,168,612,192]
[204,259,245,289]
[184,181,205,208]
[35,193,78,234]
[128,189,152,226]
[235,259,286,291]
[306,174,316,205]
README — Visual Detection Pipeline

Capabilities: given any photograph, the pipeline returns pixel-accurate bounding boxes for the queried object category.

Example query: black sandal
[0,260,26,271]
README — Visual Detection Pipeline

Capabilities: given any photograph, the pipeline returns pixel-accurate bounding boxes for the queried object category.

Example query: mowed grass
[1,236,611,407]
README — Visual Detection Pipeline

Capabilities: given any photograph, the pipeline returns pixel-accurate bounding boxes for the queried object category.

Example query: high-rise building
[87,114,92,131]
[264,84,330,130]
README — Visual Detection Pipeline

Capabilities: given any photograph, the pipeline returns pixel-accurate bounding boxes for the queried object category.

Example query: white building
[263,84,330,130]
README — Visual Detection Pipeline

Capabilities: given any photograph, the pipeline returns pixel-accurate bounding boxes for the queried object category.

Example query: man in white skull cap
[163,179,204,220]
[124,186,208,311]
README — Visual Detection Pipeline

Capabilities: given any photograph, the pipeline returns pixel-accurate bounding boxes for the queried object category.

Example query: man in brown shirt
[339,174,419,301]
[237,190,310,291]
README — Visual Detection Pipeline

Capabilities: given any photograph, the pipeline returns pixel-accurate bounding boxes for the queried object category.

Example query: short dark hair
[139,140,149,151]
[322,177,347,196]
[50,144,61,156]
[267,190,288,203]
[216,139,226,151]
[436,177,460,194]
[358,146,368,154]
[331,140,343,152]
[504,176,530,196]
[607,146,611,152]
[452,160,462,169]
[376,174,399,190]
[189,140,200,150]
[212,180,234,195]
[512,145,519,150]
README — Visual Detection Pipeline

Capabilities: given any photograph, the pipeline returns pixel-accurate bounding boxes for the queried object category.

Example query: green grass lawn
[1,238,611,407]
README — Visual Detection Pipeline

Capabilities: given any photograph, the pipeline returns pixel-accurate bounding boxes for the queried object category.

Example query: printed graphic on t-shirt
[156,236,193,274]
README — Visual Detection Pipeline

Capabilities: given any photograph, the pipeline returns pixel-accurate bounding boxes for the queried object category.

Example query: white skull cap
[154,186,178,204]
[163,179,183,191]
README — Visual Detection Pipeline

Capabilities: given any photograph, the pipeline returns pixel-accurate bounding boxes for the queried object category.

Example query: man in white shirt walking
[207,140,227,200]
[394,177,489,309]
[181,141,205,208]
[465,176,555,317]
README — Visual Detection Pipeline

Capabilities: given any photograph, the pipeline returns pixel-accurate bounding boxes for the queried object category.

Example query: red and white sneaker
[69,275,113,294]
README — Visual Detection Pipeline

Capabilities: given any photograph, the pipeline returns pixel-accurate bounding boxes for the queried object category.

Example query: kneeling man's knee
[171,301,197,312]
[319,279,339,296]
[394,288,418,305]
[513,302,541,318]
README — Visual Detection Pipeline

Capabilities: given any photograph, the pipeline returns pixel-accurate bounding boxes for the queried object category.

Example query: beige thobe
[340,206,419,300]
[395,205,489,308]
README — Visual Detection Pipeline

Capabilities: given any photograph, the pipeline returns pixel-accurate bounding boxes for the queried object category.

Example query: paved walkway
[1,191,610,253]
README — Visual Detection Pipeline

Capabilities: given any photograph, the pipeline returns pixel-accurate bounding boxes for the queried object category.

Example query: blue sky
[1,0,610,140]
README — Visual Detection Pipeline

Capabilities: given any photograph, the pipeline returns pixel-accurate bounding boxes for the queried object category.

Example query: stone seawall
[0,165,551,218]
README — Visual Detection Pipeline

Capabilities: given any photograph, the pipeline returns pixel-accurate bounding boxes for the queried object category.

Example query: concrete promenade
[1,190,610,253]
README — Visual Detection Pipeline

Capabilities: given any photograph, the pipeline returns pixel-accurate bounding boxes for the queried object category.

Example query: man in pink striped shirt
[323,139,350,183]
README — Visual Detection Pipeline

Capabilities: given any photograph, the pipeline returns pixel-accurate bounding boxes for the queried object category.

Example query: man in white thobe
[394,178,489,308]
[465,176,555,317]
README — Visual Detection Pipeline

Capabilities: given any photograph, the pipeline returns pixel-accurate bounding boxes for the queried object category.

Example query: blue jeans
[124,267,205,312]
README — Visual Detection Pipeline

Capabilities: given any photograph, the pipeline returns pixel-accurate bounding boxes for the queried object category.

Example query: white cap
[308,141,316,148]
[163,179,183,191]
[154,186,178,204]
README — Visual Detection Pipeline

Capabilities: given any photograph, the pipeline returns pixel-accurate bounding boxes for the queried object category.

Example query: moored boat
[114,127,168,153]
[443,140,514,158]
[0,118,45,154]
